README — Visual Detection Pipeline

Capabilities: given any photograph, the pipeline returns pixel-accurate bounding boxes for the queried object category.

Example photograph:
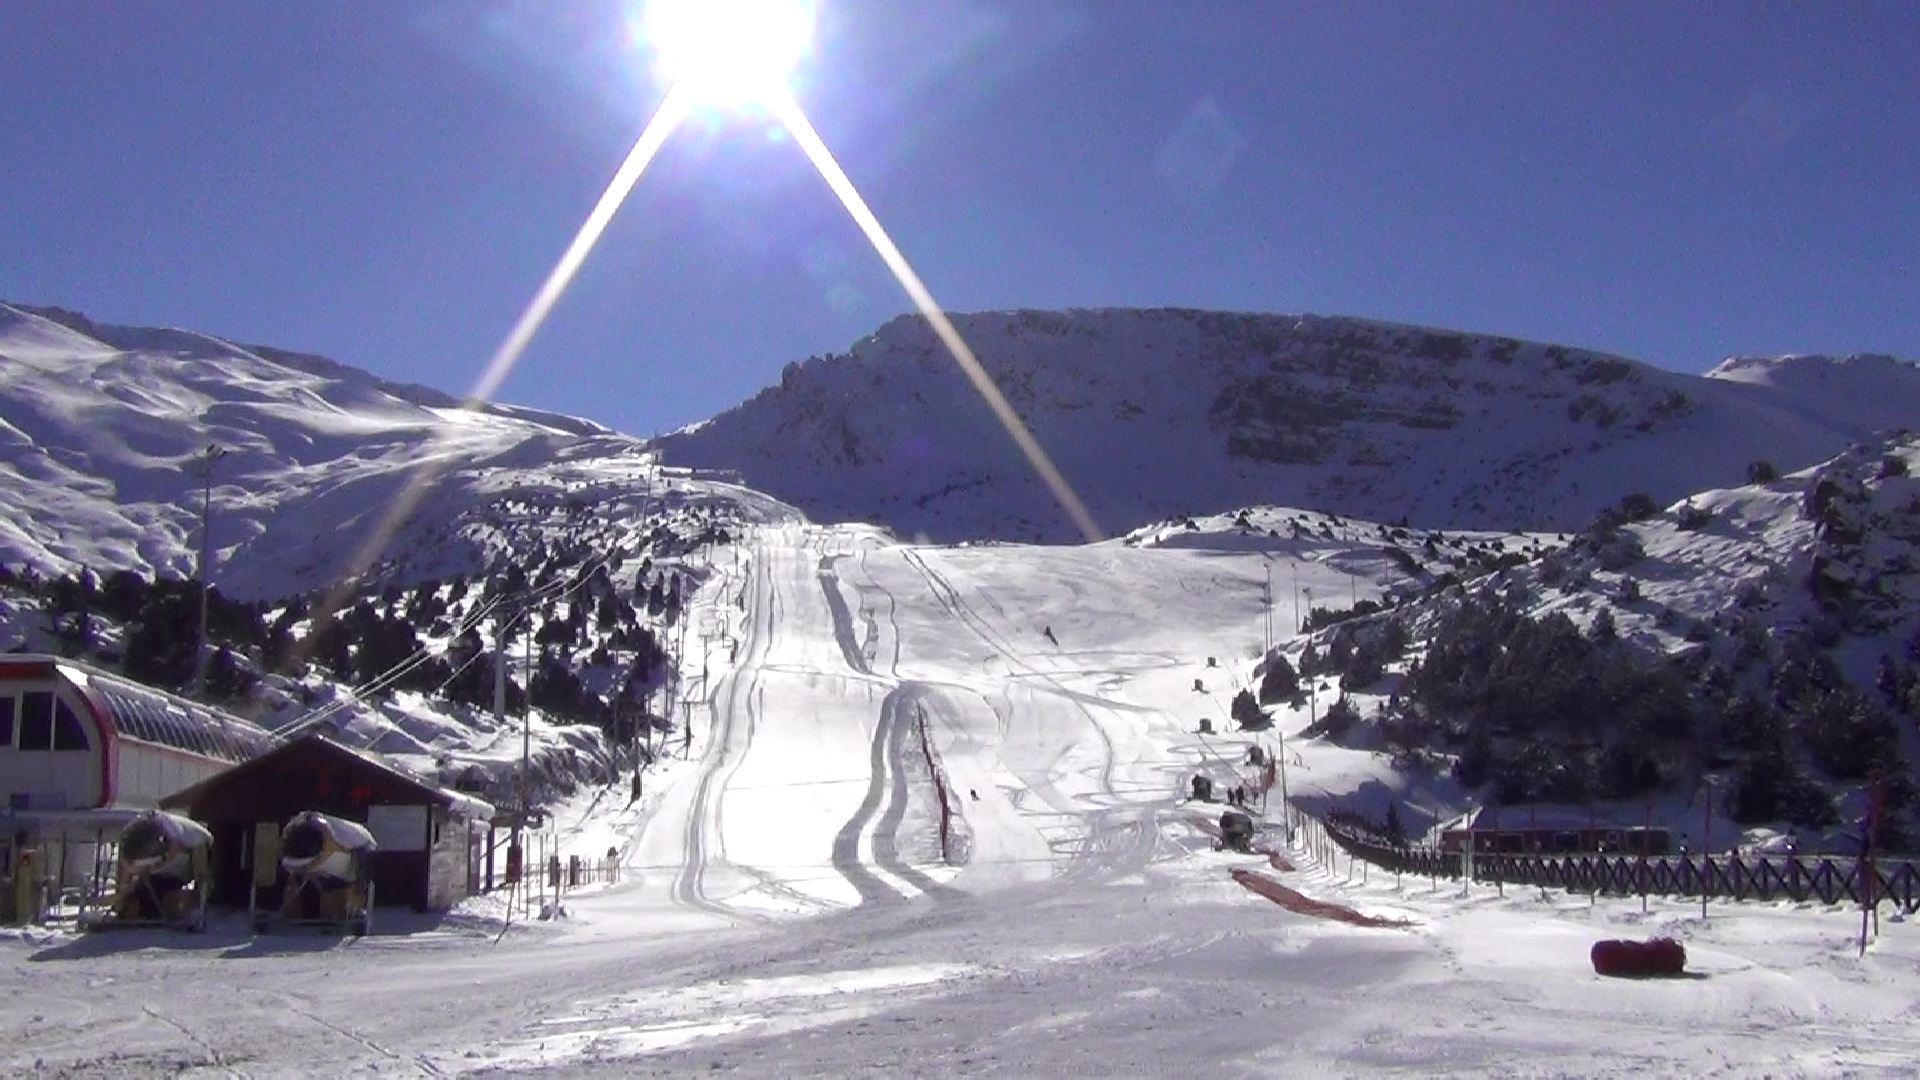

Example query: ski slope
[4,523,1917,1076]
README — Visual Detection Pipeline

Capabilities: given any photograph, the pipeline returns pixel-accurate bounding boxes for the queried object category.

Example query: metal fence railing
[1285,804,1920,915]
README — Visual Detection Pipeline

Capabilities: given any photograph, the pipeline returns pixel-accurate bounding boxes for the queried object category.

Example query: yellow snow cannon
[84,810,213,932]
[254,811,378,936]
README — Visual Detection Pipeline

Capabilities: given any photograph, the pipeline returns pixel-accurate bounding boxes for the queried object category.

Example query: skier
[1042,625,1058,646]
[969,788,979,801]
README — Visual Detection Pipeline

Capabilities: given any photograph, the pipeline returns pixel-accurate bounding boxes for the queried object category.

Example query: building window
[53,700,88,751]
[0,695,13,748]
[20,692,53,751]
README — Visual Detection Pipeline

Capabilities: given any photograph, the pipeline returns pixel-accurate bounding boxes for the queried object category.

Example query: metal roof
[0,655,275,764]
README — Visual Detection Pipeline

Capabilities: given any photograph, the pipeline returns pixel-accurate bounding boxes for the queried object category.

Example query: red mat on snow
[1230,868,1412,928]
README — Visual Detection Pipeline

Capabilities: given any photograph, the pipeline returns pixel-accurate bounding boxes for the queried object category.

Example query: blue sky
[2,2,1915,434]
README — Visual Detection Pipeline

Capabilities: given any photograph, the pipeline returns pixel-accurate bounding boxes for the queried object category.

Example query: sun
[642,0,816,107]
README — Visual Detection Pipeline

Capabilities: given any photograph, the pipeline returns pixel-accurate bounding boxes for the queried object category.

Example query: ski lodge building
[0,655,275,914]
[3,656,491,922]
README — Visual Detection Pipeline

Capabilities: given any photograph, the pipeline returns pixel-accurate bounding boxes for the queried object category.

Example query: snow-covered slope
[661,308,1920,542]
[1264,433,1920,846]
[15,510,1920,1076]
[0,300,807,801]
[0,301,768,600]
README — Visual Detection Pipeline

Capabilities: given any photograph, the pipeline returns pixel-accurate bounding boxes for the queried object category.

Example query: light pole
[1262,557,1274,656]
[190,443,227,695]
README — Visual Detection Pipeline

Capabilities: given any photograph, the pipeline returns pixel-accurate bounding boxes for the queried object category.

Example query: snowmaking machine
[252,811,378,936]
[81,810,213,932]
[1217,810,1255,854]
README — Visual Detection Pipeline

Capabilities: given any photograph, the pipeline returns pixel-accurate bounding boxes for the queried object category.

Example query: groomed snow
[3,521,1914,1076]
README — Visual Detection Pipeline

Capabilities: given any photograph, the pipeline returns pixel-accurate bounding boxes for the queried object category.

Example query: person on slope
[1042,625,1058,646]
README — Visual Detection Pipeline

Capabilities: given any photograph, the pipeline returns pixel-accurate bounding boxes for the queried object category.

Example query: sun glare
[322,0,1097,634]
[643,0,815,106]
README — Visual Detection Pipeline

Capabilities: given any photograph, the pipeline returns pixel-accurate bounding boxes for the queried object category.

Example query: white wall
[0,680,101,811]
[0,679,231,811]
[117,742,229,808]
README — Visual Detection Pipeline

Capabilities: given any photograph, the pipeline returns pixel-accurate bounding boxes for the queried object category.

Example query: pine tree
[1231,689,1268,729]
[1258,654,1299,704]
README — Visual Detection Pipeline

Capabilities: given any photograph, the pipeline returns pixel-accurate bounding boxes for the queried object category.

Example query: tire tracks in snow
[901,548,1122,793]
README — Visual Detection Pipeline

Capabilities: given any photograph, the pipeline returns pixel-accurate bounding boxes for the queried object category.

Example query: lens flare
[768,89,1104,543]
[296,83,695,663]
[304,23,1102,670]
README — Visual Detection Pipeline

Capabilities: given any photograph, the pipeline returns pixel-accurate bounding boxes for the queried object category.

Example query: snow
[0,300,680,599]
[4,519,1914,1075]
[2,299,1915,1071]
[662,307,1920,543]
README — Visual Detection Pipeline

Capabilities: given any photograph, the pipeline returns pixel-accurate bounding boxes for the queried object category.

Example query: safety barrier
[914,711,954,864]
[1286,803,1920,915]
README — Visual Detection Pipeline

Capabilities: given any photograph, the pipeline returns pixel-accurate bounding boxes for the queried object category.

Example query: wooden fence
[1287,805,1920,915]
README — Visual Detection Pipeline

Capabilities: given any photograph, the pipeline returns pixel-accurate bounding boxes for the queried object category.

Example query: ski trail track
[895,547,1178,884]
[818,550,961,903]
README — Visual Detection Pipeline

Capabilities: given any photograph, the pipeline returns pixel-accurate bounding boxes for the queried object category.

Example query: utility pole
[1291,564,1300,634]
[190,443,227,695]
[523,619,532,811]
[496,607,519,882]
[1263,560,1274,656]
[1277,728,1290,816]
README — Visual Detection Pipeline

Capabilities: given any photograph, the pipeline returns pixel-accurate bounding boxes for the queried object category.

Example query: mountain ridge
[6,298,1914,591]
[657,306,1916,543]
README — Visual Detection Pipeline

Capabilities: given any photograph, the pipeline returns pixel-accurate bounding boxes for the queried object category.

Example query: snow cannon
[1218,810,1255,853]
[1590,937,1686,978]
[87,810,213,931]
[257,811,377,936]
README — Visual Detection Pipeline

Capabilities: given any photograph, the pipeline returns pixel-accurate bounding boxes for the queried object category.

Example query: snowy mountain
[6,302,1920,1074]
[0,300,794,600]
[0,300,796,801]
[660,308,1920,543]
[6,297,1913,832]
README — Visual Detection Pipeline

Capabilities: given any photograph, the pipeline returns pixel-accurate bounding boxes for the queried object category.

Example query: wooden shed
[161,734,493,912]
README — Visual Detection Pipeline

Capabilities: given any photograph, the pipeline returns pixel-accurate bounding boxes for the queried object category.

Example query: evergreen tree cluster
[34,568,271,696]
[1305,583,1913,836]
[1312,592,1691,803]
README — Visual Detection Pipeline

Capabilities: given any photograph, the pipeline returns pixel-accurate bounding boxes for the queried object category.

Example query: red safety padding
[1591,937,1686,977]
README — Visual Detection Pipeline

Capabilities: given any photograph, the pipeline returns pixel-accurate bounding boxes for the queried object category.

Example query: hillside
[0,300,799,802]
[5,297,1913,828]
[0,300,750,600]
[1267,433,1920,847]
[661,308,1920,543]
